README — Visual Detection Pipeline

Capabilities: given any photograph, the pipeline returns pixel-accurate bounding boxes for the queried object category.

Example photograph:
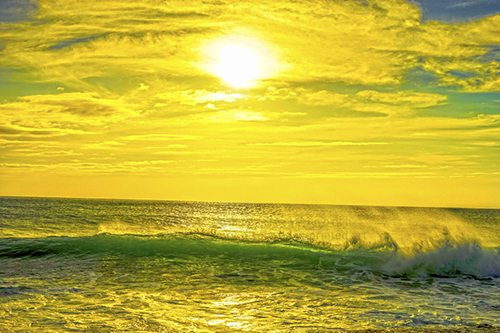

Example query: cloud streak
[249,141,389,147]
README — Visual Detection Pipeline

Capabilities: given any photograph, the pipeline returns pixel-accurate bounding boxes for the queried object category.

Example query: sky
[0,0,499,208]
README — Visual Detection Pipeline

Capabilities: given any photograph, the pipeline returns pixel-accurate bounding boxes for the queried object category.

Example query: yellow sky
[0,0,499,208]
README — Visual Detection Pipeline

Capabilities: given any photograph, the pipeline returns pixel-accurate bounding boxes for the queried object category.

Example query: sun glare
[203,35,280,89]
[215,45,259,88]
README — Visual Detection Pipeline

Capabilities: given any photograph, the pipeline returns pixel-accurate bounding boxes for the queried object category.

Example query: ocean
[1,197,499,332]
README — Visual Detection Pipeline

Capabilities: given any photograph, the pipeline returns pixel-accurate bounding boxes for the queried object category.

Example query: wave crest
[382,242,500,278]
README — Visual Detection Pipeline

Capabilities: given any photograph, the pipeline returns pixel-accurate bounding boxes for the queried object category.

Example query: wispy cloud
[121,134,201,141]
[355,90,447,108]
[203,110,268,122]
[0,92,140,136]
[447,0,493,8]
[249,141,389,147]
[155,90,244,106]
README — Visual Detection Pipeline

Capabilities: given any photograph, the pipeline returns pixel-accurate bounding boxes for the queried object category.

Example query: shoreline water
[348,327,500,333]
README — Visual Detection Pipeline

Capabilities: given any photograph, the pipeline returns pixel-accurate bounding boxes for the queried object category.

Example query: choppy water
[1,197,500,332]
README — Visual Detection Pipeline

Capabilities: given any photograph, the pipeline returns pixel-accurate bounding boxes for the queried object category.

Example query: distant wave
[2,234,499,279]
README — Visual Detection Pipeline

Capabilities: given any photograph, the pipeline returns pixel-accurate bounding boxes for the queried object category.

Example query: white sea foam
[383,241,500,278]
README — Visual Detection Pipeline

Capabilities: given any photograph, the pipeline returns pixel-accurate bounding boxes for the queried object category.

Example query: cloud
[258,87,447,117]
[297,90,349,106]
[0,92,140,136]
[0,123,88,138]
[413,0,500,22]
[155,90,244,106]
[260,88,349,106]
[0,1,217,78]
[231,111,268,121]
[417,15,500,91]
[383,164,428,168]
[247,1,497,88]
[121,160,174,166]
[26,150,82,156]
[81,141,125,150]
[355,90,448,108]
[0,159,178,174]
[153,151,203,155]
[296,171,436,179]
[0,0,498,91]
[439,74,500,93]
[446,0,497,9]
[203,110,268,122]
[249,141,389,147]
[121,134,200,141]
[0,125,25,135]
[421,56,500,92]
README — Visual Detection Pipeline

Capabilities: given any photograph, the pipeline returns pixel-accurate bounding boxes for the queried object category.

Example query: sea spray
[382,241,500,278]
[96,204,489,256]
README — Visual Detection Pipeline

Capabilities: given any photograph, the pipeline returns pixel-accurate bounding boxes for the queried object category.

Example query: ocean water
[1,197,500,332]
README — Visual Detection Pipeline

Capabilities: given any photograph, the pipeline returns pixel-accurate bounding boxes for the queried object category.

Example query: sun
[214,45,259,88]
[202,34,282,89]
